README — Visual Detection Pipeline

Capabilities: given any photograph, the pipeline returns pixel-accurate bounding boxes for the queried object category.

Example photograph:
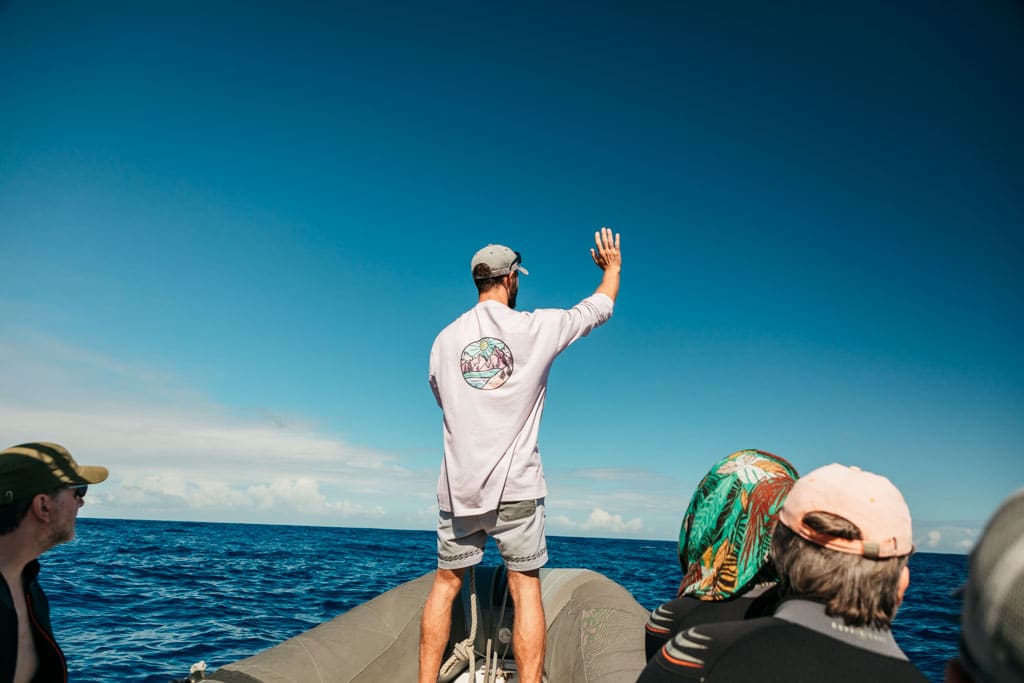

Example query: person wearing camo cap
[946,489,1024,683]
[0,442,108,683]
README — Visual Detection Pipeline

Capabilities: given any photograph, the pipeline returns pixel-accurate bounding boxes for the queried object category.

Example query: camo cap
[0,442,108,505]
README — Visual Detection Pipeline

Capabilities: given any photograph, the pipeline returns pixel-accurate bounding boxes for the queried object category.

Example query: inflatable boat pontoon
[207,566,649,683]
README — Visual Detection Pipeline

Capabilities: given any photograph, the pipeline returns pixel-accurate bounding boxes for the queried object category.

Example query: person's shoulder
[689,618,927,682]
[433,305,479,338]
[659,594,765,631]
[645,617,779,681]
[659,617,782,670]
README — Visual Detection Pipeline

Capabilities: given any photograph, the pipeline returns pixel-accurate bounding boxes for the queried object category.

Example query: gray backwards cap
[471,244,528,280]
[959,489,1024,683]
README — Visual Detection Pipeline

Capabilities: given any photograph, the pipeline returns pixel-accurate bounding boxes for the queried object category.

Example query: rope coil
[438,568,478,683]
[438,567,529,683]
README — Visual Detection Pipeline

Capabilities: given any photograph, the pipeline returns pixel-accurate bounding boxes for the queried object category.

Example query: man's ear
[897,564,910,604]
[31,492,53,523]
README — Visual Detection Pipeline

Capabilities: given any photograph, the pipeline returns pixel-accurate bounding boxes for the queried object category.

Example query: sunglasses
[65,484,88,499]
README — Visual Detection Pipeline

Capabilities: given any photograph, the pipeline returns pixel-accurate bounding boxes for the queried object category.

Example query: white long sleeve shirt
[429,293,614,516]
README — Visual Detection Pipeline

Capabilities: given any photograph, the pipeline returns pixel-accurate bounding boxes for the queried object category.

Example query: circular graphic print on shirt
[461,337,514,390]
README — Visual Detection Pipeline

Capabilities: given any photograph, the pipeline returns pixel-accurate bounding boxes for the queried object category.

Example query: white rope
[436,567,527,683]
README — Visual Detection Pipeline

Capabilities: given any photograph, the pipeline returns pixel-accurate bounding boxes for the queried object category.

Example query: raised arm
[590,226,622,302]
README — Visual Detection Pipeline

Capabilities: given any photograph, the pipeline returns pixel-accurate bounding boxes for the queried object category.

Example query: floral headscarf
[677,449,798,600]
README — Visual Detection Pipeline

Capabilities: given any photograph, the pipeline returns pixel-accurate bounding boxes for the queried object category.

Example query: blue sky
[1,0,1021,553]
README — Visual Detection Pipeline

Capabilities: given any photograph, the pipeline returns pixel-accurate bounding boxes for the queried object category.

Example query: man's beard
[46,520,75,547]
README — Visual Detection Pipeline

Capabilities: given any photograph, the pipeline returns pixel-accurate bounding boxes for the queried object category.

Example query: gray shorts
[436,498,548,572]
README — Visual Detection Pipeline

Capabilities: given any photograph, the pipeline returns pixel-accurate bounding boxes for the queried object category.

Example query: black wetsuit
[639,598,928,682]
[645,584,779,660]
[1,560,67,683]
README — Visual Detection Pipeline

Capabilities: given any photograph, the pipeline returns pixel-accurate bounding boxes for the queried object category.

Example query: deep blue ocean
[40,518,965,682]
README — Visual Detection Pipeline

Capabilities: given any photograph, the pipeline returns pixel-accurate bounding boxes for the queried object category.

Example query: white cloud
[0,331,680,537]
[583,507,643,533]
[549,507,643,536]
[0,332,428,528]
[418,503,440,521]
[0,331,694,538]
[552,514,577,529]
[547,466,688,539]
[914,523,980,555]
[7,330,983,549]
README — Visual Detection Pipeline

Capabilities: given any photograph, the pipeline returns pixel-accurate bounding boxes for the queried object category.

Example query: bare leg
[419,567,466,683]
[506,569,545,683]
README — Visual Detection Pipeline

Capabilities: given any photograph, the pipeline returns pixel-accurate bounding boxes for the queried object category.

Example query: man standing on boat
[420,228,622,683]
[0,442,109,683]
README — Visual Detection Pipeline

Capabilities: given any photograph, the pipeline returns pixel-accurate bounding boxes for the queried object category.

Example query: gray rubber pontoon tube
[208,567,648,683]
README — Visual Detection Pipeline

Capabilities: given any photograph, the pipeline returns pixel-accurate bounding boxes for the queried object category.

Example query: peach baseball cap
[778,463,914,559]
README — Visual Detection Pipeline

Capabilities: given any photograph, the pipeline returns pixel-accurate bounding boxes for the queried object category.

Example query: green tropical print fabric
[677,449,798,600]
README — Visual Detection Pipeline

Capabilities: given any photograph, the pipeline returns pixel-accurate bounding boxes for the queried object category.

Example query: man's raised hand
[590,226,622,271]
